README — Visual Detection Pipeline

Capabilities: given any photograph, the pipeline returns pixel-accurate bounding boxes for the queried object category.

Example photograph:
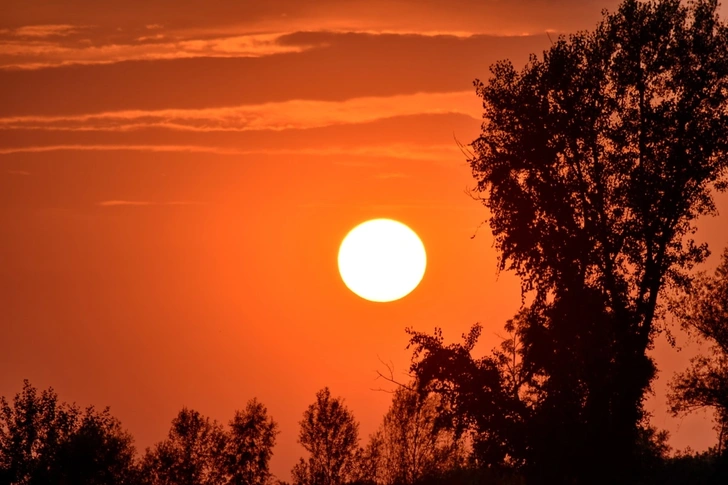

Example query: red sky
[1,0,727,480]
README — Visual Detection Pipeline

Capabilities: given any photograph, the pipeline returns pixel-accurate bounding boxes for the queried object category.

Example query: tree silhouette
[358,387,466,485]
[226,399,279,485]
[142,408,227,485]
[353,432,384,485]
[50,408,139,485]
[669,246,728,455]
[291,388,359,485]
[0,380,138,485]
[408,0,728,483]
[407,324,527,471]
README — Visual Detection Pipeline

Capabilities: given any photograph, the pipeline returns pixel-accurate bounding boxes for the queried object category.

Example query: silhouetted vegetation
[354,386,467,485]
[2,1,728,484]
[0,381,279,485]
[0,380,138,485]
[142,408,229,485]
[407,0,728,483]
[141,402,278,485]
[669,247,728,456]
[226,400,279,485]
[291,388,360,485]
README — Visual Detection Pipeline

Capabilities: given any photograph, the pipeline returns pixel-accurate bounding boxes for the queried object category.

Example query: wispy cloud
[6,169,31,175]
[0,25,539,70]
[0,91,480,132]
[12,25,82,38]
[98,200,153,206]
[0,143,461,162]
[136,34,166,42]
[0,144,246,156]
[300,201,471,211]
[302,29,478,38]
[0,32,315,70]
[98,200,203,207]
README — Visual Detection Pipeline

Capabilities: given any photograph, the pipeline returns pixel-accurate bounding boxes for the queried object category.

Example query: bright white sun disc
[338,219,427,302]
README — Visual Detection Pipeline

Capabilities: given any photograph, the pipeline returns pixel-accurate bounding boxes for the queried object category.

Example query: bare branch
[371,356,415,393]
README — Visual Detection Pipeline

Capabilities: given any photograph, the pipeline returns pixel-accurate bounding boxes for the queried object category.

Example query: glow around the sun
[337,219,427,302]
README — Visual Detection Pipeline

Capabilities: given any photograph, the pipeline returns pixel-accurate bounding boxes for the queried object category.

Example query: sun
[338,219,427,302]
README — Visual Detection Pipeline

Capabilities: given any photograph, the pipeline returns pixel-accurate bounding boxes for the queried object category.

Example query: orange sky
[2,1,727,480]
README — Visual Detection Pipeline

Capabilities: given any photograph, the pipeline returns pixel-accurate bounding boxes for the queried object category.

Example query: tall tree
[669,247,728,455]
[226,399,279,485]
[0,380,138,485]
[408,0,728,483]
[291,388,359,485]
[142,408,227,485]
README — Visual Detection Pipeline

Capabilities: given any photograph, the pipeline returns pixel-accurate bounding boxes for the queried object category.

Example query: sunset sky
[2,0,728,479]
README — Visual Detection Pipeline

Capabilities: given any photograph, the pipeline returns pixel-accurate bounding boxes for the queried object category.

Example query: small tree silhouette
[226,399,279,485]
[357,387,466,485]
[291,388,359,485]
[142,408,228,485]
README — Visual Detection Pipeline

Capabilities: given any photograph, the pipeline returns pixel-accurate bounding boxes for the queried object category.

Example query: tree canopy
[292,388,360,485]
[142,402,279,485]
[226,399,279,485]
[357,387,466,485]
[408,0,728,483]
[0,380,138,485]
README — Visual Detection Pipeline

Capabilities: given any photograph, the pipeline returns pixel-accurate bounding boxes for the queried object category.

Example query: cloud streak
[0,143,461,162]
[98,200,203,207]
[0,32,315,70]
[0,25,542,70]
[0,91,480,132]
[98,200,153,206]
[0,26,481,72]
[12,25,83,38]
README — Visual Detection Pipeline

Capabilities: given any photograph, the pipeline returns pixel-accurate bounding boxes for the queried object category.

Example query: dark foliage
[0,381,280,485]
[669,247,728,454]
[407,0,728,483]
[226,399,279,485]
[646,449,728,485]
[0,380,138,485]
[291,388,360,485]
[142,401,279,485]
[141,408,228,485]
[355,387,466,485]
